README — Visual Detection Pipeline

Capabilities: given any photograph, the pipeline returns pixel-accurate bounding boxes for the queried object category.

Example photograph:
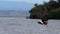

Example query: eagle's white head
[38,20,43,24]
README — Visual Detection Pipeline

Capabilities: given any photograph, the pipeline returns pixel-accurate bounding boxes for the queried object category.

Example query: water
[0,17,60,34]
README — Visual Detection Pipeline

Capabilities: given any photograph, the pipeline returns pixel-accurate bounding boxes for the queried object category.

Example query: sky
[0,0,49,4]
[0,0,49,10]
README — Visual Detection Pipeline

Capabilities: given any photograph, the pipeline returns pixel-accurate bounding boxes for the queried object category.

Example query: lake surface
[0,17,60,34]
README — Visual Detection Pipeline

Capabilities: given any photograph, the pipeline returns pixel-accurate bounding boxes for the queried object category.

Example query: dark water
[0,17,60,34]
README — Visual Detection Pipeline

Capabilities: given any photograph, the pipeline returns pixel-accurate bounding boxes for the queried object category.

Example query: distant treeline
[29,0,60,19]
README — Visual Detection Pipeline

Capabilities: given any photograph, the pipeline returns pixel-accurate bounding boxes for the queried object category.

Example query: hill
[0,10,29,17]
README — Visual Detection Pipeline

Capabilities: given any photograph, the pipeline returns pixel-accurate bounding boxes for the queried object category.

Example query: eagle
[38,19,48,26]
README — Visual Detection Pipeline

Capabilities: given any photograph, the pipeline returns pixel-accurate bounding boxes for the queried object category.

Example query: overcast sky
[0,0,49,10]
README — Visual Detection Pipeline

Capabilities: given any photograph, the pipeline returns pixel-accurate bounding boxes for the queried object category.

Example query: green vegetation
[29,0,60,19]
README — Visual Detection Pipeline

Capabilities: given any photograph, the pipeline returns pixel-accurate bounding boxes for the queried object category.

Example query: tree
[29,0,60,19]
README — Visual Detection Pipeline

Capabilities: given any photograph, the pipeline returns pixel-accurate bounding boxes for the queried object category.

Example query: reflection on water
[0,17,60,34]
